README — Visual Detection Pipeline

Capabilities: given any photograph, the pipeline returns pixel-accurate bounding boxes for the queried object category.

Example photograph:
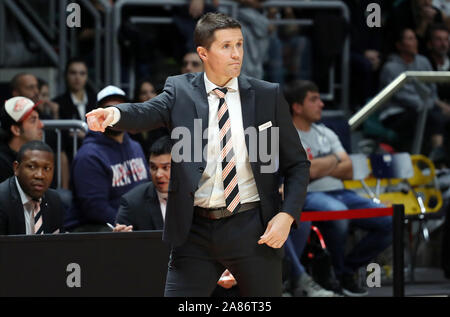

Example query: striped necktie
[213,87,241,213]
[32,199,43,234]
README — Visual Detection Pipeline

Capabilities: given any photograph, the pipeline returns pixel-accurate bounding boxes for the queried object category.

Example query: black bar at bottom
[393,204,405,297]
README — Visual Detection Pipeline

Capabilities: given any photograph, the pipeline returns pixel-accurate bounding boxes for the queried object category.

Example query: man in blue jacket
[64,86,149,232]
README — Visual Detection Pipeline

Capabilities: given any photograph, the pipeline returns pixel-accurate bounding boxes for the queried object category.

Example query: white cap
[97,85,127,104]
[4,96,37,122]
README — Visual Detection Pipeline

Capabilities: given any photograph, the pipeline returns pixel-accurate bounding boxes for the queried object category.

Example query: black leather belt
[194,202,260,220]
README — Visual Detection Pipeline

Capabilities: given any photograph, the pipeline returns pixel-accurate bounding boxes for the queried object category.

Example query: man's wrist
[110,107,121,126]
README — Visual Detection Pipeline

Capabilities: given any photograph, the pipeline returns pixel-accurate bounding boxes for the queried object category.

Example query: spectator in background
[385,0,445,54]
[9,72,70,189]
[0,141,63,235]
[10,73,40,104]
[53,58,96,124]
[379,28,447,160]
[285,80,392,297]
[37,78,59,119]
[0,97,44,183]
[53,58,97,169]
[181,51,204,74]
[134,79,157,102]
[426,24,450,102]
[130,79,168,158]
[64,85,149,233]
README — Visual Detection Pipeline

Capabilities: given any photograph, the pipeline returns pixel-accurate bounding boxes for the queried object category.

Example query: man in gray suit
[86,13,310,296]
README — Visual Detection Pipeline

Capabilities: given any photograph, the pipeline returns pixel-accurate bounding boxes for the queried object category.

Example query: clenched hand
[85,108,115,132]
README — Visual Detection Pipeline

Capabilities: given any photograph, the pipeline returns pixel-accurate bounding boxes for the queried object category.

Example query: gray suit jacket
[114,72,310,246]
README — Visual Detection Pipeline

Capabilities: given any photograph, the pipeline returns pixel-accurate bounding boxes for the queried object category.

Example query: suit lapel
[147,184,164,229]
[238,75,256,152]
[192,73,209,129]
[40,195,50,234]
[192,73,210,160]
[10,178,26,235]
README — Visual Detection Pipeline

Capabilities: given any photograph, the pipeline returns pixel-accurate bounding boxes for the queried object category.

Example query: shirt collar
[156,190,168,202]
[204,73,238,95]
[70,91,88,106]
[15,176,32,206]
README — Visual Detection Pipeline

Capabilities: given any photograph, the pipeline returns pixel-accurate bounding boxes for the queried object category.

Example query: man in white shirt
[85,13,310,297]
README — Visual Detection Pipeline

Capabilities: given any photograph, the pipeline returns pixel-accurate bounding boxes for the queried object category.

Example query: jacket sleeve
[115,196,135,228]
[275,84,311,225]
[114,77,175,132]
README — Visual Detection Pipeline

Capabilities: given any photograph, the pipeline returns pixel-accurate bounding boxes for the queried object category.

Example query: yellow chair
[346,152,444,282]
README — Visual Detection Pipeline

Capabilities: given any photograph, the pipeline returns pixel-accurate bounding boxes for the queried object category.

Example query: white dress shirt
[156,191,168,221]
[111,74,260,208]
[15,177,41,235]
[71,91,88,120]
[194,74,259,208]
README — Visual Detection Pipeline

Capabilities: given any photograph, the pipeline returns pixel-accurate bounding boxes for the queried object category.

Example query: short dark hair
[283,80,319,114]
[194,12,241,49]
[64,57,88,77]
[149,136,172,157]
[10,72,33,94]
[16,140,54,163]
[426,23,449,42]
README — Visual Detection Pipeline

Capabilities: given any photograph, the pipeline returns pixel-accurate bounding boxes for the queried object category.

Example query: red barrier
[298,205,404,297]
[300,207,394,222]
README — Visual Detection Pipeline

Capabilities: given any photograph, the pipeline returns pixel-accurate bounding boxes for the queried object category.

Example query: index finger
[85,108,103,117]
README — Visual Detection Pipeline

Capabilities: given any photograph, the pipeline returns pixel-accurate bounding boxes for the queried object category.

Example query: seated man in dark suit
[0,140,63,235]
[114,135,171,231]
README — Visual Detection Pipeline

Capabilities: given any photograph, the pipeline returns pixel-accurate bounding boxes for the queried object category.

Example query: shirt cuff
[110,107,121,126]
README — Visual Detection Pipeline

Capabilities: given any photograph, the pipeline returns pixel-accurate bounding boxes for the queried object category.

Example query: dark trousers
[164,207,283,297]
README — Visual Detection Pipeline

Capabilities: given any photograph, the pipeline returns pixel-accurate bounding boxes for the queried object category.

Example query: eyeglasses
[182,60,201,68]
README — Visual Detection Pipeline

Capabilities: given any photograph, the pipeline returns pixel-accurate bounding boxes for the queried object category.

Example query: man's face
[198,28,244,84]
[149,153,171,193]
[19,110,44,141]
[66,62,88,92]
[430,30,450,56]
[397,29,418,56]
[13,75,39,102]
[181,52,203,74]
[296,91,324,123]
[138,82,157,102]
[14,150,54,200]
